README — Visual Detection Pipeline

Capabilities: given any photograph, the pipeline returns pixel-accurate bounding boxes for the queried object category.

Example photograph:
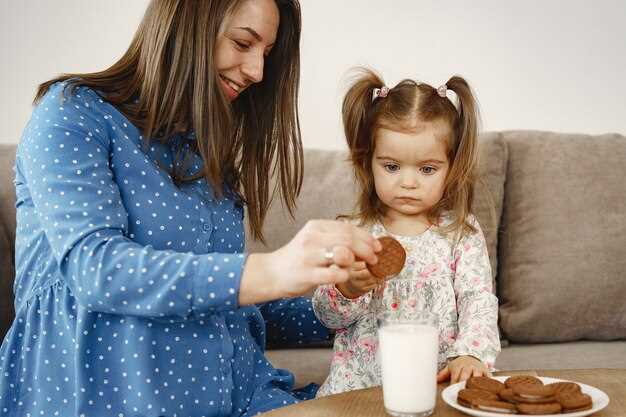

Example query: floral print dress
[312,215,501,397]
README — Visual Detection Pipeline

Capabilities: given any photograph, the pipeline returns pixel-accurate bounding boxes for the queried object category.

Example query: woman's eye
[384,164,399,173]
[234,40,250,50]
[421,166,436,174]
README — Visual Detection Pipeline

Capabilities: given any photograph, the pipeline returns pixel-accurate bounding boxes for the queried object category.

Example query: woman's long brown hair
[342,68,481,238]
[34,0,303,242]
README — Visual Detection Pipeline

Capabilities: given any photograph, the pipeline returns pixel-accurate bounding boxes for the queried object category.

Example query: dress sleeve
[311,284,372,330]
[447,215,501,369]
[258,297,332,348]
[16,84,244,319]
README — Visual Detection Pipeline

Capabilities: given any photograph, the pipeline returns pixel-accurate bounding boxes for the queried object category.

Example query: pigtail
[342,69,384,155]
[438,76,481,236]
[342,68,387,224]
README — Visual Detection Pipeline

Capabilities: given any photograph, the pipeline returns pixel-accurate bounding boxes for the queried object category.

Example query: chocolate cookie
[367,236,406,279]
[546,381,582,395]
[498,388,517,403]
[470,399,517,414]
[466,376,506,394]
[557,391,593,413]
[517,401,562,415]
[457,388,499,408]
[512,383,556,403]
[504,375,543,389]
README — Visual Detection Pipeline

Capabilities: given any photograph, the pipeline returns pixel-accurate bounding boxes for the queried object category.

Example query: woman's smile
[219,74,243,100]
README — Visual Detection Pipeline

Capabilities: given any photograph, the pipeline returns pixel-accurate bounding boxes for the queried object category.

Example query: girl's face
[372,123,450,223]
[214,0,279,101]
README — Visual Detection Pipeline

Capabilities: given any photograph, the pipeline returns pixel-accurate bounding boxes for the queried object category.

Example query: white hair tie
[437,84,447,98]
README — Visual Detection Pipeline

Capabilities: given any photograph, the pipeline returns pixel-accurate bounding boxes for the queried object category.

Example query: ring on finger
[323,247,335,266]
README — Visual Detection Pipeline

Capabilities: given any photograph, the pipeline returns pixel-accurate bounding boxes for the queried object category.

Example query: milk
[378,323,438,416]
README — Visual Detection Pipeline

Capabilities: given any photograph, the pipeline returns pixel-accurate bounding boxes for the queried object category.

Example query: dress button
[202,223,211,232]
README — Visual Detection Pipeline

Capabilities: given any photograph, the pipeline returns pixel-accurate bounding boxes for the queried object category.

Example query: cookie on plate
[517,401,562,415]
[466,376,506,394]
[546,381,582,396]
[470,398,517,414]
[557,391,593,413]
[504,375,543,389]
[457,388,498,408]
[498,388,517,403]
[512,383,556,403]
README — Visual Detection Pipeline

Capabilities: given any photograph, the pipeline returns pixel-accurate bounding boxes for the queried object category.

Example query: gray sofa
[1,130,625,391]
[246,131,626,387]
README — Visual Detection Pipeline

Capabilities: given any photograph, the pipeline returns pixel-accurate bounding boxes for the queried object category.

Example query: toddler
[312,68,501,397]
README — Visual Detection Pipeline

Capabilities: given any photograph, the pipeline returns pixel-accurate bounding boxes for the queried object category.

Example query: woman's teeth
[222,76,240,92]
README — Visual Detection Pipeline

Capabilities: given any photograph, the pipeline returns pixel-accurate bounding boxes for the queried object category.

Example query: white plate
[441,376,609,417]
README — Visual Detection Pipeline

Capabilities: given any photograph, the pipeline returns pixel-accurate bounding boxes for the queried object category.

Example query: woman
[0,1,380,416]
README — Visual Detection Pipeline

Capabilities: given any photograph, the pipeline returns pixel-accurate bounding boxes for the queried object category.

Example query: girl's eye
[384,163,399,173]
[421,166,436,174]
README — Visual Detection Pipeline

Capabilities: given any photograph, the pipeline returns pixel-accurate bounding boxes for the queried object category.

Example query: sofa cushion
[495,341,626,371]
[247,133,508,291]
[498,131,626,343]
[473,132,508,287]
[0,144,17,340]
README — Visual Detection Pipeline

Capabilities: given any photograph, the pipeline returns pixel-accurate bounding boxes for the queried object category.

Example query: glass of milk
[377,310,438,417]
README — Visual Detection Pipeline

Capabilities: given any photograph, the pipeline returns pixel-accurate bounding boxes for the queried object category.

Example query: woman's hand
[336,261,381,299]
[436,356,491,384]
[239,220,381,305]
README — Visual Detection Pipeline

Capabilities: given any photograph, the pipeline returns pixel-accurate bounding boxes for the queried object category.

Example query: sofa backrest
[248,131,626,344]
[0,135,508,339]
[3,131,625,345]
[496,131,626,343]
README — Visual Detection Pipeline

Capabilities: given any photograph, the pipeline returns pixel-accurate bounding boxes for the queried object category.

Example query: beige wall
[2,1,625,148]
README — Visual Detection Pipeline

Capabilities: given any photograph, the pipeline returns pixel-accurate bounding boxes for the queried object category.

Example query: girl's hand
[336,261,380,299]
[436,356,491,384]
[239,220,381,305]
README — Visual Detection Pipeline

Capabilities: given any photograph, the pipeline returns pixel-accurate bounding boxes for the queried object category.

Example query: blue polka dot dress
[0,83,329,417]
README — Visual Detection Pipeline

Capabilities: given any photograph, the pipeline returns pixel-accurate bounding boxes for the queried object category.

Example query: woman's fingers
[305,220,381,264]
[310,266,350,286]
[271,220,385,298]
[327,245,356,268]
[352,261,367,271]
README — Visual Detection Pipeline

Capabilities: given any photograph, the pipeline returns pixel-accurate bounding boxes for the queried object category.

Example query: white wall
[2,1,625,148]
[0,0,149,144]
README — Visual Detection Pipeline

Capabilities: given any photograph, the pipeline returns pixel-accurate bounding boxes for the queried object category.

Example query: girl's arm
[447,215,501,369]
[311,283,372,329]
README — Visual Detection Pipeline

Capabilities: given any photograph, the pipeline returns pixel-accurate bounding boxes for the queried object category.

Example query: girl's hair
[33,0,303,242]
[342,68,480,237]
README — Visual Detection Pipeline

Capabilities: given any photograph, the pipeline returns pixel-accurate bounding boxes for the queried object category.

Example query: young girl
[312,68,501,397]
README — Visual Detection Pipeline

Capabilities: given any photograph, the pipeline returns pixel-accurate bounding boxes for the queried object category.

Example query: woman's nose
[241,52,264,84]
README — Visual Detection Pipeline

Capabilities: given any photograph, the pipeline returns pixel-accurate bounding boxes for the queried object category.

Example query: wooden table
[261,369,625,417]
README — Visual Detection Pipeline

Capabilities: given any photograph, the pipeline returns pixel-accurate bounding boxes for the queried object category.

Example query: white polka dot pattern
[0,83,328,416]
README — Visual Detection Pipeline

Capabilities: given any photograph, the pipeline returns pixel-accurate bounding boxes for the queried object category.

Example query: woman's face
[215,0,280,101]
